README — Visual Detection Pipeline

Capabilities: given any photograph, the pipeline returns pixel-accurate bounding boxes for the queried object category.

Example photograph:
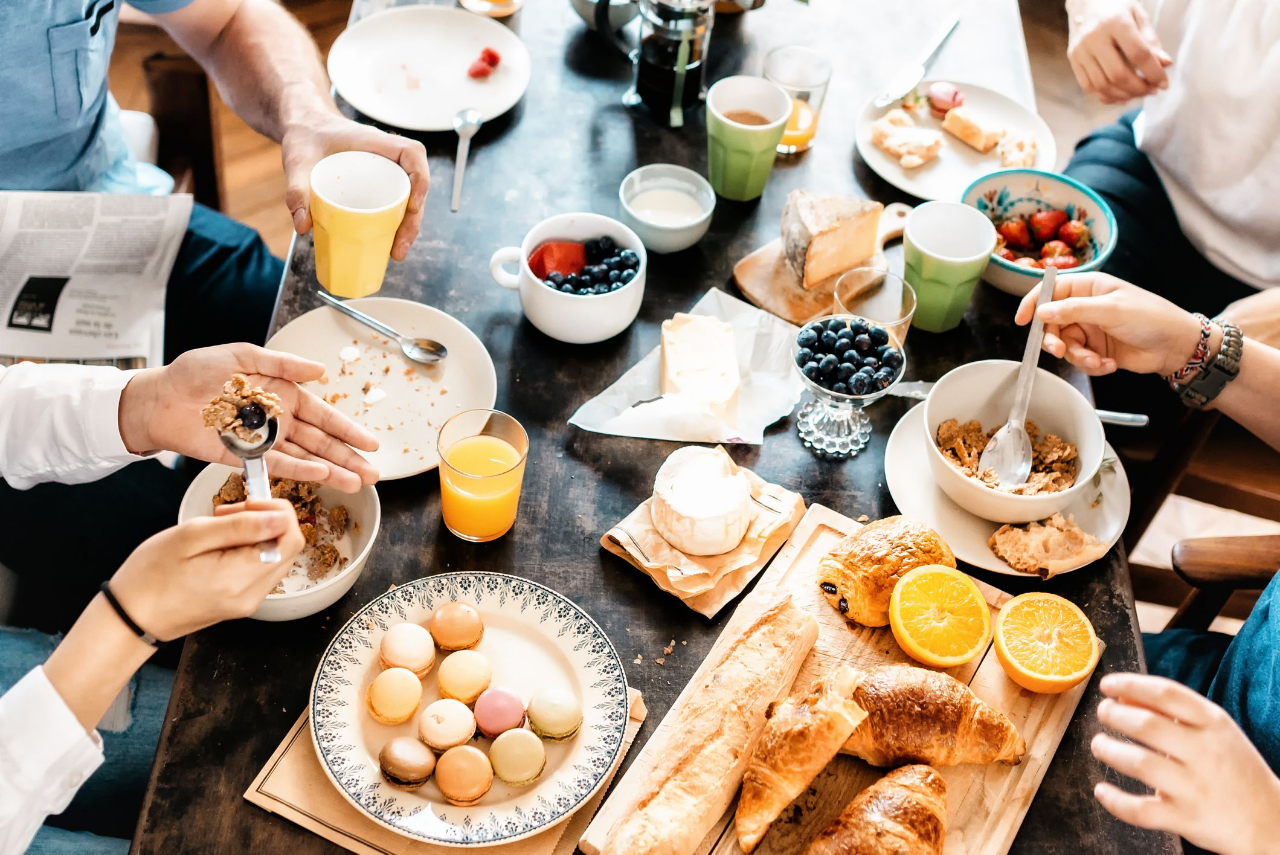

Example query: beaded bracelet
[1165,313,1213,389]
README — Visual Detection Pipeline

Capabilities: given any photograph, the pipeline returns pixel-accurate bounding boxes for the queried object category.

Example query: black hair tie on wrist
[99,582,161,647]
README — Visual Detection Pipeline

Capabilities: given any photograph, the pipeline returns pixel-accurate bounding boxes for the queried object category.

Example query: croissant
[843,665,1025,767]
[736,666,869,853]
[817,516,956,626]
[803,764,947,855]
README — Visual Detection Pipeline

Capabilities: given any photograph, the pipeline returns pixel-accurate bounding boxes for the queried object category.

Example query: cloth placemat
[244,689,647,855]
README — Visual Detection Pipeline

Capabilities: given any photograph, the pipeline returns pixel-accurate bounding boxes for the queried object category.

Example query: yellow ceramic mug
[310,151,410,298]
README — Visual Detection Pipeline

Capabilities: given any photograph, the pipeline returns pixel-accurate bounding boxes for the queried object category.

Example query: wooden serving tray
[580,504,1099,855]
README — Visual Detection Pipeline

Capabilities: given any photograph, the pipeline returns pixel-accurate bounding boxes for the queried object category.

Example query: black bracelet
[99,582,160,647]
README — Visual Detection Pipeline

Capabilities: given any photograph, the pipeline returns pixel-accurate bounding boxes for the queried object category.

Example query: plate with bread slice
[856,79,1056,202]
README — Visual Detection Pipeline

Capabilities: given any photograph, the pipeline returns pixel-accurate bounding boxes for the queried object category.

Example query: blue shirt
[0,0,196,194]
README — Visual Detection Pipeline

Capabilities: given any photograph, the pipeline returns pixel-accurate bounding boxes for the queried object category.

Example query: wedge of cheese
[942,105,1005,153]
[781,191,883,290]
[650,446,753,556]
[660,313,740,423]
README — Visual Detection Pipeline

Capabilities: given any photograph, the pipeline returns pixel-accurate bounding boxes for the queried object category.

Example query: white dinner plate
[266,297,496,480]
[884,402,1129,576]
[327,7,532,132]
[310,573,630,847]
[855,79,1057,202]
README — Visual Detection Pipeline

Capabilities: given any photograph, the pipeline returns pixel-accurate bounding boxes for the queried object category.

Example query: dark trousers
[1,203,283,633]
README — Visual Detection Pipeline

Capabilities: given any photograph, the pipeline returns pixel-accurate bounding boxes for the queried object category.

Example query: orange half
[889,565,992,668]
[994,592,1099,694]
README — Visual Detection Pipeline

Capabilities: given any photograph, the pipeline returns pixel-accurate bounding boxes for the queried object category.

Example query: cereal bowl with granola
[178,463,381,621]
[922,360,1104,524]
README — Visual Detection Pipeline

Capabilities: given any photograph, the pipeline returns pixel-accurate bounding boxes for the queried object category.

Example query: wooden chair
[1165,534,1280,630]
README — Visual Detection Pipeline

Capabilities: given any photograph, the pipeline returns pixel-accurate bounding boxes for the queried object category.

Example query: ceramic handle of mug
[490,247,521,290]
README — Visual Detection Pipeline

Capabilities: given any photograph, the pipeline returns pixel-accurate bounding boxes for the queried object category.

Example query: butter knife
[872,14,961,109]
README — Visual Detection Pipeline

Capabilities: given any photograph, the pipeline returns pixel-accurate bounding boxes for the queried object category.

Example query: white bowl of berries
[961,169,1117,297]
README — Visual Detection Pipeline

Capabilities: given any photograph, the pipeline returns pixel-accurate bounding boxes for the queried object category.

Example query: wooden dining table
[134,1,1180,852]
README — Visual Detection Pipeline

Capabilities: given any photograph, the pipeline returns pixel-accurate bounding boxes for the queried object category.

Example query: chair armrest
[1171,535,1280,589]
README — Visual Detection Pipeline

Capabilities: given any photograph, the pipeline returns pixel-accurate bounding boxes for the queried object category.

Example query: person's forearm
[1211,338,1280,451]
[43,596,156,733]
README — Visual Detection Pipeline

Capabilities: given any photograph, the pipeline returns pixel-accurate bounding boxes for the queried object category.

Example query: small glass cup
[763,45,833,154]
[834,269,917,346]
[459,0,522,18]
[437,410,529,542]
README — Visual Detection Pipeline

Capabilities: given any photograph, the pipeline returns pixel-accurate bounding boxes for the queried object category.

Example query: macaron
[429,602,485,651]
[379,622,436,678]
[489,728,546,787]
[366,667,423,725]
[434,745,493,807]
[417,698,476,752]
[437,650,492,706]
[473,687,526,739]
[526,687,582,741]
[378,736,435,790]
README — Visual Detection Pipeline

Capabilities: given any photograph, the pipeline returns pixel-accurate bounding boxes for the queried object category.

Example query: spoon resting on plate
[316,289,447,364]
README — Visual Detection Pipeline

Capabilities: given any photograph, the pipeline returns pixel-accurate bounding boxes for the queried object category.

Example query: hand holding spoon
[316,289,446,363]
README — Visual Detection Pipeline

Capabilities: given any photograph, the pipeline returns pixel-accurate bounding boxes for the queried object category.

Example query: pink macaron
[473,687,526,740]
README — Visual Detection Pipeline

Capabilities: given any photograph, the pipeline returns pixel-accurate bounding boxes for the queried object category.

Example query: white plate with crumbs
[267,297,496,480]
[327,6,531,132]
[884,403,1129,576]
[855,79,1056,202]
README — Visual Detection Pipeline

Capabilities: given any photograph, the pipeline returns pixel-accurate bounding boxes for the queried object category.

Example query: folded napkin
[601,447,805,617]
[244,690,647,855]
[568,288,805,445]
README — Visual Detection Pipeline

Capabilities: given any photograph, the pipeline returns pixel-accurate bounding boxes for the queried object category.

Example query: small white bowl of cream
[619,163,715,254]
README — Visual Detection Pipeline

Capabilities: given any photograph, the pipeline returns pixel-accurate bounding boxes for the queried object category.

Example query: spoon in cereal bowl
[979,266,1057,488]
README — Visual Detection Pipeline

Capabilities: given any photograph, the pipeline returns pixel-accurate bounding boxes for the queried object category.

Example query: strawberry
[1028,209,1069,243]
[995,247,1017,262]
[1042,254,1080,269]
[996,218,1031,249]
[1014,257,1044,269]
[480,47,501,68]
[467,59,493,79]
[1040,239,1073,259]
[1057,219,1090,250]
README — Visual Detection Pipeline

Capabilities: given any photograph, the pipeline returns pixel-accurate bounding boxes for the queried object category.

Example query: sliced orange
[994,592,1099,694]
[889,565,992,668]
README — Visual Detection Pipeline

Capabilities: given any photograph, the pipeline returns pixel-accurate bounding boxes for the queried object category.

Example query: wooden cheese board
[580,504,1099,855]
[733,202,912,325]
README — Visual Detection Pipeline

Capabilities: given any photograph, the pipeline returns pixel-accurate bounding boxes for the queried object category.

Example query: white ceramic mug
[490,213,647,344]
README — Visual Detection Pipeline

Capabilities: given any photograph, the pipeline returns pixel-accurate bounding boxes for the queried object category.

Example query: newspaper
[0,192,192,370]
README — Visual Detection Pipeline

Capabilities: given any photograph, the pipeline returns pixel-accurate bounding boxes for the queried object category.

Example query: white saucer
[884,403,1129,576]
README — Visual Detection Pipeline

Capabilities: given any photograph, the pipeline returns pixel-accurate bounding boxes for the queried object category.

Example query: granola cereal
[201,375,283,443]
[935,418,1078,495]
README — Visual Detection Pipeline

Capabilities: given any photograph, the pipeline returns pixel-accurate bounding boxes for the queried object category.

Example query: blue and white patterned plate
[309,573,629,846]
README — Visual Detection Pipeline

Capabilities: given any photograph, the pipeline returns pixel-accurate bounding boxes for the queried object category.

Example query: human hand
[1091,673,1280,855]
[281,111,429,261]
[1221,287,1280,349]
[1015,272,1206,376]
[1066,0,1172,103]
[108,499,306,641]
[118,343,379,491]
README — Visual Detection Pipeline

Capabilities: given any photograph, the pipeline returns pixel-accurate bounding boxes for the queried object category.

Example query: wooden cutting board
[580,504,1099,855]
[733,202,913,325]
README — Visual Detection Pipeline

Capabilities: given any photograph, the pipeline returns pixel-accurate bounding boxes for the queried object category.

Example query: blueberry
[881,349,904,370]
[618,249,640,269]
[547,272,565,286]
[621,268,637,284]
[237,403,266,430]
[820,330,839,351]
[610,281,625,292]
[836,327,855,341]
[851,374,871,395]
[802,361,821,380]
[566,273,581,287]
[796,347,814,366]
[598,236,617,256]
[577,287,593,296]
[604,257,622,272]
[561,283,576,294]
[832,337,853,357]
[594,267,612,284]
[837,362,857,380]
[869,326,890,346]
[853,334,873,354]
[832,382,849,395]
[819,354,839,376]
[850,319,870,337]
[797,329,819,350]
[857,365,875,377]
[862,356,880,370]
[825,318,846,333]
[609,270,623,284]
[875,343,891,358]
[584,239,602,263]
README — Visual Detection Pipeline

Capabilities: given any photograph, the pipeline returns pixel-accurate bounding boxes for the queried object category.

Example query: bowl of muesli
[178,463,381,621]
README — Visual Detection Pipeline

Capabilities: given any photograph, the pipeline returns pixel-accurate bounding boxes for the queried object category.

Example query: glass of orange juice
[763,46,833,155]
[437,410,529,542]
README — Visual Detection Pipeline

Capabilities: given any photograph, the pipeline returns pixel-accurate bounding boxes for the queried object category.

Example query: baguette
[599,596,820,855]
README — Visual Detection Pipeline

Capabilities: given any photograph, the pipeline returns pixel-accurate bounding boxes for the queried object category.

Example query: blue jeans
[0,627,175,852]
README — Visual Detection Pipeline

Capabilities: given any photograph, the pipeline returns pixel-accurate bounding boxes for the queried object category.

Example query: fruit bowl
[961,169,1117,297]
[792,314,907,459]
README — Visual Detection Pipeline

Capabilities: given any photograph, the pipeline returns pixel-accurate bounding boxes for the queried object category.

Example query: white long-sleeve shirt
[0,361,150,854]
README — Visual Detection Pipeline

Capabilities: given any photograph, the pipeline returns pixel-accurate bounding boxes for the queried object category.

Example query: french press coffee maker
[596,0,716,128]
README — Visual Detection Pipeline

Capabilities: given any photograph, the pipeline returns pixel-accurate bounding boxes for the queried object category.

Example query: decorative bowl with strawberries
[961,169,1117,297]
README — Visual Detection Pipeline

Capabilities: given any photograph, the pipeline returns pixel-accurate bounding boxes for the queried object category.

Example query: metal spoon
[450,108,482,213]
[979,266,1057,487]
[218,414,281,564]
[316,289,447,363]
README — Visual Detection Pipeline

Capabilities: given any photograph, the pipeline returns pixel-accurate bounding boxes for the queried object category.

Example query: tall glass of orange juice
[763,46,833,155]
[437,410,529,542]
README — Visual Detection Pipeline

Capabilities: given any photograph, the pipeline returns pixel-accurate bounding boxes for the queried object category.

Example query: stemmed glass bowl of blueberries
[792,314,907,458]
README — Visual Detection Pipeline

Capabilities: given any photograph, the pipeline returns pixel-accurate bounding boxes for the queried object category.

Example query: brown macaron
[378,737,435,790]
[429,602,485,651]
[434,745,493,807]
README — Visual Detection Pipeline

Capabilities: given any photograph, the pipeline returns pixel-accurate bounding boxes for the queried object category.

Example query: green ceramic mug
[706,76,791,202]
[903,202,998,333]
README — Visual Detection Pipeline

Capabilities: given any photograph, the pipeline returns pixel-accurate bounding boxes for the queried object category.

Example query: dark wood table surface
[135,1,1178,852]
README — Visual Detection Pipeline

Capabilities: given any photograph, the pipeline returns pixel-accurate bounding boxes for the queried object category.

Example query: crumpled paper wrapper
[568,288,805,445]
[600,447,805,617]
